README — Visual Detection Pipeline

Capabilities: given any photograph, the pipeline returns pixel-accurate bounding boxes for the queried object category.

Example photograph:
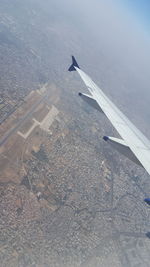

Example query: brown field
[0,133,24,183]
[0,103,5,110]
[0,126,45,184]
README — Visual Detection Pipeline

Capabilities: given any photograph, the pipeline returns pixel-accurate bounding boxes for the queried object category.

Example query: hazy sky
[26,0,150,125]
[123,0,150,30]
[66,0,150,80]
[56,0,150,132]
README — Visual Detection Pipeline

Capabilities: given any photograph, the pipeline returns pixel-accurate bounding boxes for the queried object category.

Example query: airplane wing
[68,56,150,180]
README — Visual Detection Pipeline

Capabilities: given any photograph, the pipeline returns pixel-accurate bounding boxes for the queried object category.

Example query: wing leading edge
[68,56,150,177]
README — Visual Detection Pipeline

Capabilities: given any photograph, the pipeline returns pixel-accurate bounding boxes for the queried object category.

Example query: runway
[0,91,49,147]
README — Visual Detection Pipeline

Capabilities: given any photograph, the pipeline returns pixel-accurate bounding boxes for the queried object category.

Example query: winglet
[68,56,80,72]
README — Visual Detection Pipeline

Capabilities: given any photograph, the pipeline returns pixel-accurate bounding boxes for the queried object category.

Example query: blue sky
[123,0,150,29]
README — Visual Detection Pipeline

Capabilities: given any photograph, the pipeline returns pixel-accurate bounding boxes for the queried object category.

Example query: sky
[122,0,150,32]
[30,0,150,128]
[54,0,150,133]
[57,0,150,90]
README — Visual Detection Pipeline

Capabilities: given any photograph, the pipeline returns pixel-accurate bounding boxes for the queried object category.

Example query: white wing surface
[68,56,150,175]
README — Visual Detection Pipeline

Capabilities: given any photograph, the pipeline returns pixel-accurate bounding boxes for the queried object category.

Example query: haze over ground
[0,0,150,266]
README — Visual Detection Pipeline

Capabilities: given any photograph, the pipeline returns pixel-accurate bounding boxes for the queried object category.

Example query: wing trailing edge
[103,136,142,167]
[79,92,104,113]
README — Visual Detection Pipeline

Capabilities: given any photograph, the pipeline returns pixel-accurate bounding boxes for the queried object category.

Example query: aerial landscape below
[0,0,150,266]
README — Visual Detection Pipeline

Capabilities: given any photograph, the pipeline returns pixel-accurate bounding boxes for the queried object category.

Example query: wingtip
[68,55,80,72]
